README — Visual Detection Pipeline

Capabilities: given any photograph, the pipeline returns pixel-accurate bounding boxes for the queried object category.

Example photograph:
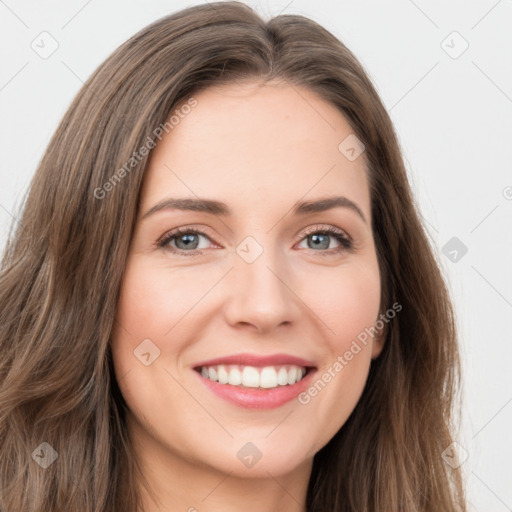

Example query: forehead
[140,80,370,221]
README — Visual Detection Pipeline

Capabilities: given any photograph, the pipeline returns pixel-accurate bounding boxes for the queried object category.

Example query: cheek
[110,257,212,393]
[296,259,381,453]
[330,259,382,375]
[113,258,187,345]
[339,272,380,343]
[110,259,190,436]
[306,258,381,349]
[110,259,171,379]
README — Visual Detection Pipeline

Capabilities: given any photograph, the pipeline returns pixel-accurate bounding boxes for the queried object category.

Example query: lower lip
[194,369,317,409]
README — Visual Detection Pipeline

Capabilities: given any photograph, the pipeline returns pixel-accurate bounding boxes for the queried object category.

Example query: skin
[111,79,385,512]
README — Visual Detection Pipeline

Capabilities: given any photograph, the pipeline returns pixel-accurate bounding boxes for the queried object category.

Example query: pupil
[178,234,198,249]
[310,234,328,250]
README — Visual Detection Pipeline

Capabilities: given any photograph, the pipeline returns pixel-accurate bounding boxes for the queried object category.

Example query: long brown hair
[0,2,466,510]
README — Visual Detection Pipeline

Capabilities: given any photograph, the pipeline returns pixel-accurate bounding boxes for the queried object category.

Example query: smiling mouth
[194,364,314,389]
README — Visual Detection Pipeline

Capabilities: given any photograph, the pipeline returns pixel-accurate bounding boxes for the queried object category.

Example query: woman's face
[111,80,384,479]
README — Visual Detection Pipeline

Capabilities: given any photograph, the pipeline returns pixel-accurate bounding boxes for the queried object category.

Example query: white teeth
[260,367,278,388]
[208,367,217,381]
[217,364,229,384]
[242,366,260,387]
[228,367,242,386]
[287,366,297,385]
[198,364,308,389]
[277,367,289,386]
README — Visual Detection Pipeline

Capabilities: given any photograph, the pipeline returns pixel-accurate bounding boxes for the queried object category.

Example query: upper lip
[193,352,317,369]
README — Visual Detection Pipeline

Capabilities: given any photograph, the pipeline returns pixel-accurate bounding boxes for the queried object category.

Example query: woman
[0,2,467,511]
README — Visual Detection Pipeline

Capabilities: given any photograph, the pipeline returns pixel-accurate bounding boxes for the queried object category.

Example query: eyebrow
[142,195,367,223]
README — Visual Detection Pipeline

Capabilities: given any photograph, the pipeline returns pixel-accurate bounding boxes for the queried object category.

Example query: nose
[223,241,301,334]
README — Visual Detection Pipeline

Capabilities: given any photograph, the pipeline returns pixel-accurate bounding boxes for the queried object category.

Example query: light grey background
[1,1,511,510]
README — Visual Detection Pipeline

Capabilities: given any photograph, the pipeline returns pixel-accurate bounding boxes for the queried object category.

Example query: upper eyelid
[300,224,351,241]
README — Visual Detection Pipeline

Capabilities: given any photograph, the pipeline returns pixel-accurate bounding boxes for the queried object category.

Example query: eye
[296,225,352,256]
[156,224,353,257]
[157,227,214,256]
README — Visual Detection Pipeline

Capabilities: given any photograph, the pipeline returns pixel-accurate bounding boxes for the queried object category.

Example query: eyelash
[156,224,353,258]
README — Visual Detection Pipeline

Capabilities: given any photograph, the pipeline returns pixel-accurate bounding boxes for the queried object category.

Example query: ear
[371,330,386,359]
[370,310,389,360]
